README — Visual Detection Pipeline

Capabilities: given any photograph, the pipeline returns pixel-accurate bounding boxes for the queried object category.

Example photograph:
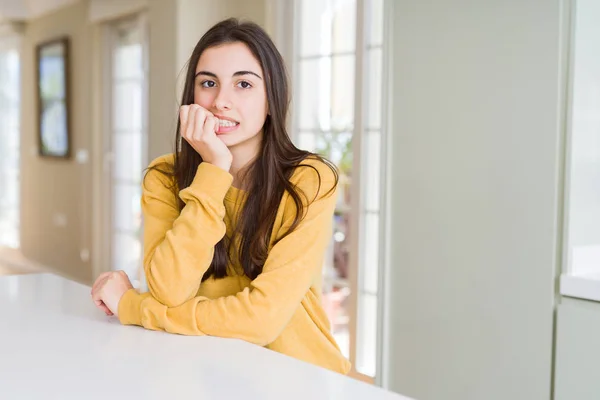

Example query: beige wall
[18,0,269,283]
[176,0,266,73]
[146,0,177,161]
[20,0,93,284]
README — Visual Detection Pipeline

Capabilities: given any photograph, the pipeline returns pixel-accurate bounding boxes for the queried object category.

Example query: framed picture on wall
[36,36,71,159]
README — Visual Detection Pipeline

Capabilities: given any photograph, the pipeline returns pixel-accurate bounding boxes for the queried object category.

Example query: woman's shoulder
[143,153,177,193]
[148,153,175,169]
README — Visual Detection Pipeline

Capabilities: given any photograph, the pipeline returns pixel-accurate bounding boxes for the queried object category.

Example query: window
[292,0,386,381]
[563,0,600,279]
[105,15,148,287]
[0,39,20,249]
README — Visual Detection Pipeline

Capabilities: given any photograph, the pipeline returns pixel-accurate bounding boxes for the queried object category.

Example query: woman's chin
[217,130,262,150]
[217,134,239,148]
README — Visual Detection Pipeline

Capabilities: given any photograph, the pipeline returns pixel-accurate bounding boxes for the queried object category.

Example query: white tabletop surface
[0,273,412,400]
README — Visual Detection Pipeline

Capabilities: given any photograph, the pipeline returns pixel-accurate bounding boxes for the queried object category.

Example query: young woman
[91,18,350,375]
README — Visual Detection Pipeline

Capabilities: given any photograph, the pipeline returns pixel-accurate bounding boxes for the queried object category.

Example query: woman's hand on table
[91,271,133,317]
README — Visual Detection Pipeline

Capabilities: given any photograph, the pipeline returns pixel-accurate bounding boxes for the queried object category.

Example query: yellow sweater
[118,154,351,375]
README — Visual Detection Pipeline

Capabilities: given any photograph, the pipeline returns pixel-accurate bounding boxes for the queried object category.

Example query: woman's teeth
[218,119,238,127]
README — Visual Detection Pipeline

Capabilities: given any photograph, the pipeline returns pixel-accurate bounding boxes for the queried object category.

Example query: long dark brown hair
[146,18,338,281]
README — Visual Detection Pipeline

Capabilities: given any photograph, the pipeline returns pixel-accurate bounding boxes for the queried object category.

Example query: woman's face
[194,42,268,152]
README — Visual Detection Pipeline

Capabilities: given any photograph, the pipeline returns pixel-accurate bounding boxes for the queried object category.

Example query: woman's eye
[201,80,216,88]
[237,81,252,89]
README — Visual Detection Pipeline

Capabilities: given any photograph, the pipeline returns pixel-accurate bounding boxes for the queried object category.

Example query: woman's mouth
[215,117,240,134]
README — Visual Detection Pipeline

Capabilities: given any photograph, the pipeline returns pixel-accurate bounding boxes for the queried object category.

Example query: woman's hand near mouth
[179,104,233,172]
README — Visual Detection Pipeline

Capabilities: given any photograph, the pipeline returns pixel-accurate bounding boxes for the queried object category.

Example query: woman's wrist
[209,159,232,172]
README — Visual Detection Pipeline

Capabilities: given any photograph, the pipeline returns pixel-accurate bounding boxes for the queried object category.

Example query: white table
[0,273,412,400]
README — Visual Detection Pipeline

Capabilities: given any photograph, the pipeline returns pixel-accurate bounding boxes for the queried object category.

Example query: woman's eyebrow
[233,70,262,80]
[195,70,217,79]
[194,70,262,80]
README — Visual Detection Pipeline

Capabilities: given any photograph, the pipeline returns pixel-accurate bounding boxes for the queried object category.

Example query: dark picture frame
[36,36,71,159]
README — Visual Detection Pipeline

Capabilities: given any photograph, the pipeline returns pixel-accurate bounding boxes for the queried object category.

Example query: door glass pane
[362,212,379,294]
[315,132,353,172]
[367,48,383,130]
[299,0,356,56]
[298,58,331,131]
[1,171,19,205]
[114,132,143,182]
[364,132,381,212]
[325,209,351,360]
[318,135,353,360]
[110,17,146,282]
[113,183,142,234]
[368,0,384,46]
[298,131,317,152]
[112,232,142,284]
[296,0,360,369]
[356,293,378,377]
[0,48,20,248]
[113,25,142,79]
[113,82,142,131]
[299,0,331,57]
[331,55,355,132]
[332,0,357,54]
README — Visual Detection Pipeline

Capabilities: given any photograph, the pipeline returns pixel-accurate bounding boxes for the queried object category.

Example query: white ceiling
[0,0,79,22]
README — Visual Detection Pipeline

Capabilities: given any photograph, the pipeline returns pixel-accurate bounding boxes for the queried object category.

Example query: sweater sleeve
[119,161,337,346]
[139,155,233,307]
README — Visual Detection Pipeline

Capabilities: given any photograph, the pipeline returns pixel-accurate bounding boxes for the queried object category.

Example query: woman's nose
[213,89,232,110]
